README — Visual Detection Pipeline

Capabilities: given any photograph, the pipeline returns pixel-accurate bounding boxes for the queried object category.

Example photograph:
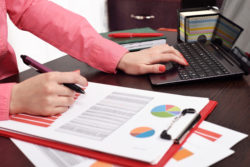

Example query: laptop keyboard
[174,42,230,80]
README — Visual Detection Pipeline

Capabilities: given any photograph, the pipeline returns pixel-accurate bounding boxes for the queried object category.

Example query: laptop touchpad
[165,62,175,71]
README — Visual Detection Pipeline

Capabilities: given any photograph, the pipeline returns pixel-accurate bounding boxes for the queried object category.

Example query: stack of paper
[179,9,219,42]
[0,82,211,166]
[11,121,247,167]
[166,121,247,167]
[1,82,247,166]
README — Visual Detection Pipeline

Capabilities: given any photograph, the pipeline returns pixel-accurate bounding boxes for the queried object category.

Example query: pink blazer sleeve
[6,0,128,73]
[2,0,128,120]
[0,83,15,120]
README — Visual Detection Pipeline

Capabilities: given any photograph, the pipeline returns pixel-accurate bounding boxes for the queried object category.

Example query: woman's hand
[117,44,188,75]
[10,71,87,116]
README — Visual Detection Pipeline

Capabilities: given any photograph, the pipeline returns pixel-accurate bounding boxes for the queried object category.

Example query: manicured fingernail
[184,59,189,65]
[74,69,80,73]
[159,65,166,72]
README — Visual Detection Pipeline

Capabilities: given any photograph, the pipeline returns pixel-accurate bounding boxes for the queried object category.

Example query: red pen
[108,33,164,38]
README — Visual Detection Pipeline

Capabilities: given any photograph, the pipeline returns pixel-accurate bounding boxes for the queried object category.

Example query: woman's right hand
[117,44,188,75]
[10,71,87,116]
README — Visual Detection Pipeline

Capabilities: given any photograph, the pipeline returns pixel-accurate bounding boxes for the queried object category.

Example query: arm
[6,0,187,75]
[0,83,15,120]
[3,1,188,119]
[6,0,128,73]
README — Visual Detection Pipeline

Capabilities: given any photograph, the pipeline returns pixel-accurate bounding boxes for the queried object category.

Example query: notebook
[149,14,246,85]
[100,27,167,51]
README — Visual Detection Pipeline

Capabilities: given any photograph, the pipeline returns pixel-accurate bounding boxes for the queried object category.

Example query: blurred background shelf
[107,0,223,31]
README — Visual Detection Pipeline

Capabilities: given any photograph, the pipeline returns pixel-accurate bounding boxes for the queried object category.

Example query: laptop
[149,14,246,85]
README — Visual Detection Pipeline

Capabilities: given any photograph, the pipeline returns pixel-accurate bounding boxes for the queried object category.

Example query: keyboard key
[175,42,230,79]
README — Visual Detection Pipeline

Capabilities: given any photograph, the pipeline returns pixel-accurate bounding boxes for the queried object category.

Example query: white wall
[221,0,250,52]
[7,0,108,72]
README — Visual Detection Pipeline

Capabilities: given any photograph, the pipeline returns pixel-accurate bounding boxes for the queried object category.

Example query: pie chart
[151,105,181,118]
[130,127,155,138]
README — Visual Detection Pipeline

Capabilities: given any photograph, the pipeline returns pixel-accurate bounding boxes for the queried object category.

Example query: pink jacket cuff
[0,83,16,120]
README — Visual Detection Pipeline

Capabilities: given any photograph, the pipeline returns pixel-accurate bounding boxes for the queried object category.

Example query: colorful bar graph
[194,127,222,142]
[10,114,61,127]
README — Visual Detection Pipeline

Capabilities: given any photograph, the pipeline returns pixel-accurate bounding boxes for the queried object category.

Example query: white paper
[11,139,101,167]
[190,121,248,148]
[165,120,248,167]
[166,134,234,167]
[11,120,247,167]
[0,82,209,164]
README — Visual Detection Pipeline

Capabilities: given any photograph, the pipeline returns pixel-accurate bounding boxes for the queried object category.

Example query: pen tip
[80,89,85,94]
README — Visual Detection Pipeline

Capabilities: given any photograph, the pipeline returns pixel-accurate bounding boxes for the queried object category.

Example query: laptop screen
[212,14,243,50]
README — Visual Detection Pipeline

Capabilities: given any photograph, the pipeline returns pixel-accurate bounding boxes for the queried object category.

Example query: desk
[0,31,249,167]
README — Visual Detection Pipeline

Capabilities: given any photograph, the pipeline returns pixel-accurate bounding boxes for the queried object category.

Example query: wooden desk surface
[0,31,249,167]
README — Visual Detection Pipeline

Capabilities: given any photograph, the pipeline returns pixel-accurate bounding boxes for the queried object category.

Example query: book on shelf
[100,27,167,51]
[178,7,219,42]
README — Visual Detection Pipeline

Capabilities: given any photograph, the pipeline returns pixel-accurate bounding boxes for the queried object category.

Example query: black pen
[21,55,85,94]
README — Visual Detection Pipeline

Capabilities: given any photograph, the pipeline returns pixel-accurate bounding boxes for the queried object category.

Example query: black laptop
[149,14,246,85]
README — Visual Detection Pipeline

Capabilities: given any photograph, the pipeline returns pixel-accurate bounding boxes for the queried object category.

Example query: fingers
[40,93,80,116]
[48,107,69,116]
[151,53,188,66]
[42,71,87,95]
[48,71,88,87]
[54,85,75,96]
[10,71,85,117]
[164,46,184,59]
[152,44,181,56]
[149,44,188,66]
[42,96,74,116]
[54,96,75,107]
[135,64,165,74]
[149,44,182,58]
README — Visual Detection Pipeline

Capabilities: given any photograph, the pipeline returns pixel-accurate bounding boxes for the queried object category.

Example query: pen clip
[160,108,199,144]
[174,113,201,144]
